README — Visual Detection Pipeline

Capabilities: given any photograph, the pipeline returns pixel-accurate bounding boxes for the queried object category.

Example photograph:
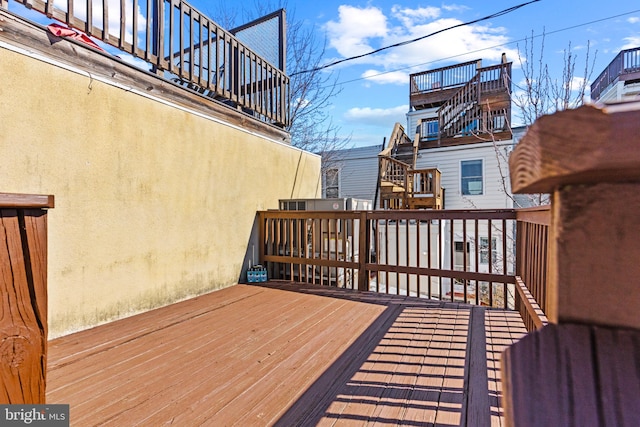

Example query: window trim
[460,158,484,196]
[479,236,498,264]
[324,168,340,198]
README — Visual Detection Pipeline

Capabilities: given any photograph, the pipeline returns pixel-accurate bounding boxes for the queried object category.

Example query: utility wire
[291,0,542,76]
[331,7,640,88]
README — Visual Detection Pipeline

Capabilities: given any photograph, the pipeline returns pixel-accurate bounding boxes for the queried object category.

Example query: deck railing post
[503,102,640,426]
[509,103,640,329]
[357,211,368,291]
[0,193,54,404]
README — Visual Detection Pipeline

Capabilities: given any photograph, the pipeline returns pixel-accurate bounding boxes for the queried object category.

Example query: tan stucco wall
[0,45,321,337]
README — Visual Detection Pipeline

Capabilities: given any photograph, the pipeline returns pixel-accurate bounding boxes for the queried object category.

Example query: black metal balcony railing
[3,0,289,127]
[590,46,640,101]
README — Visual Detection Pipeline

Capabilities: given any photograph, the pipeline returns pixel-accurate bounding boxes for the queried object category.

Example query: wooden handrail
[0,193,54,208]
[514,276,548,331]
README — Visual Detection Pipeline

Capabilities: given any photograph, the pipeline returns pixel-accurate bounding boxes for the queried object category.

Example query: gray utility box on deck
[279,198,372,211]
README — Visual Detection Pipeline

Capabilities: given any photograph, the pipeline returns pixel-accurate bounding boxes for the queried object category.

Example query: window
[325,168,339,198]
[480,237,497,264]
[422,119,439,140]
[461,159,483,195]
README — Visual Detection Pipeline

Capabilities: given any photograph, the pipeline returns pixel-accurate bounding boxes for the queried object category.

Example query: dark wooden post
[0,193,54,404]
[357,212,368,291]
[503,103,640,426]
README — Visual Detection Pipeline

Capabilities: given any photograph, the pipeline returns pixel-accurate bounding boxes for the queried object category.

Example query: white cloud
[325,5,388,57]
[628,17,640,24]
[344,105,409,127]
[621,36,640,50]
[360,69,408,85]
[391,6,440,28]
[570,77,586,92]
[54,0,146,43]
[323,5,518,85]
[441,4,471,13]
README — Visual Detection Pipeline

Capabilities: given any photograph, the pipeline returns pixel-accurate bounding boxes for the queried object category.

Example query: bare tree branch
[211,1,351,172]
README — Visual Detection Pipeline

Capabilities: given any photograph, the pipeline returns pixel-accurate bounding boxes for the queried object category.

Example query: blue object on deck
[248,265,268,282]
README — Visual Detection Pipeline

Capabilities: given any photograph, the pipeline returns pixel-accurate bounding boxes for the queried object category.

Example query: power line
[331,7,640,88]
[291,0,542,76]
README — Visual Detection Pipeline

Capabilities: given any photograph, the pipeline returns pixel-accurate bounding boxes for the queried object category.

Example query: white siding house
[322,144,381,202]
[414,140,516,209]
[322,56,531,211]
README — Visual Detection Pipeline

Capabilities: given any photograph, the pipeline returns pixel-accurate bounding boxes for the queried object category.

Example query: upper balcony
[410,59,482,109]
[590,46,640,102]
[409,57,513,148]
[1,0,290,128]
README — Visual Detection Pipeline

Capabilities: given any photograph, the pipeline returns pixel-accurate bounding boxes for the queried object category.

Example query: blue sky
[8,0,640,148]
[219,0,640,147]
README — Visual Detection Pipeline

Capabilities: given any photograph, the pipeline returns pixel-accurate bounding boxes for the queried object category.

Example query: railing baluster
[101,0,109,42]
[120,0,127,50]
[416,216,421,297]
[463,219,468,303]
[85,0,92,36]
[427,219,432,299]
[474,219,479,306]
[44,0,54,17]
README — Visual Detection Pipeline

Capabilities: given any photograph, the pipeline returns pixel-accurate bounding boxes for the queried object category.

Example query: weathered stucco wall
[0,44,321,337]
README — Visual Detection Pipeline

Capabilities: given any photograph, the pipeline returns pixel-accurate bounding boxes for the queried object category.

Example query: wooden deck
[46,282,527,426]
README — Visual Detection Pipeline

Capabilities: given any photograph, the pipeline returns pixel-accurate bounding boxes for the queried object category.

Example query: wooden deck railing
[259,208,530,310]
[406,168,443,209]
[0,193,54,403]
[410,59,481,95]
[3,0,289,126]
[514,206,550,331]
[590,46,640,101]
[379,156,410,188]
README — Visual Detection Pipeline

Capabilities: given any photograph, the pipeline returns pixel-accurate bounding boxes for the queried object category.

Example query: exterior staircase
[378,56,512,209]
[378,124,442,210]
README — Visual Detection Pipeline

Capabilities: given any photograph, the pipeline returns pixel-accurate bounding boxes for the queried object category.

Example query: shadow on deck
[47,281,526,426]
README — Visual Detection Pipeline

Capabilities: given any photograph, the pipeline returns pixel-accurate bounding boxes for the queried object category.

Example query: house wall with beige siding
[0,39,321,337]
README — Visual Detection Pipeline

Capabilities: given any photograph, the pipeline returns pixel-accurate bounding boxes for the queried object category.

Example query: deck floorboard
[47,281,527,426]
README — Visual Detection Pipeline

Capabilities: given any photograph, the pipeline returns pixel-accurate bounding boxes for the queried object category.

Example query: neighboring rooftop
[590,46,640,102]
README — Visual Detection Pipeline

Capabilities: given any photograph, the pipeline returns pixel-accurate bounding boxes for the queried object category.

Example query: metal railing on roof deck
[4,0,289,127]
[590,46,640,101]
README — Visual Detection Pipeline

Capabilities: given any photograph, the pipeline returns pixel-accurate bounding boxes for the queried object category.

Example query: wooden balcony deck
[46,281,526,426]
